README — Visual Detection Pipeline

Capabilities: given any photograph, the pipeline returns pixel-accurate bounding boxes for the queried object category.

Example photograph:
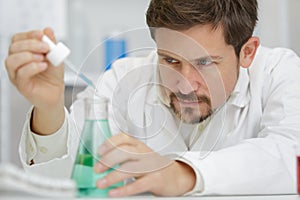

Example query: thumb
[43,27,57,43]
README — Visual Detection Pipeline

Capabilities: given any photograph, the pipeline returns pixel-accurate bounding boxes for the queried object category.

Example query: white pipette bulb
[42,35,96,89]
[42,35,70,66]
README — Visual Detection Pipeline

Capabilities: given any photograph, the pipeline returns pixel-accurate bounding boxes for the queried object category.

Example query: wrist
[31,102,65,135]
[175,160,196,194]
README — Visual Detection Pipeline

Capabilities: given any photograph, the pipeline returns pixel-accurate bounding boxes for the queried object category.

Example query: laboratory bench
[0,193,299,200]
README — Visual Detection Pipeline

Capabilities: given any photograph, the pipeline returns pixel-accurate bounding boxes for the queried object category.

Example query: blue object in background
[104,37,127,71]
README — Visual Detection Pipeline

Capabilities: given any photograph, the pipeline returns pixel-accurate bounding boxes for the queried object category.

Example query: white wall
[256,0,300,55]
[289,0,300,54]
[66,0,154,82]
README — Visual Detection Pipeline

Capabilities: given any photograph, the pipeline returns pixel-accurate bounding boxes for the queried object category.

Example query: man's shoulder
[250,46,300,75]
[247,46,300,99]
[254,46,299,67]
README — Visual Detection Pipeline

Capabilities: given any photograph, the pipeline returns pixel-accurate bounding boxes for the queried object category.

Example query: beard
[169,92,212,124]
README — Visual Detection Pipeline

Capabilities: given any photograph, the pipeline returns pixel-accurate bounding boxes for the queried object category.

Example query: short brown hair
[146,0,258,56]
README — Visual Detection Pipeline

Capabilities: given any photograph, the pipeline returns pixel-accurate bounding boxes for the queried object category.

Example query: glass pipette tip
[64,59,96,89]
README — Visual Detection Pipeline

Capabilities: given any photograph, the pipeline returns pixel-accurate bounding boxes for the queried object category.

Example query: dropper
[42,35,96,89]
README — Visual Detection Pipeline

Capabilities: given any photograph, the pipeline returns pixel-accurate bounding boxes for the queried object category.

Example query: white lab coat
[19,46,300,195]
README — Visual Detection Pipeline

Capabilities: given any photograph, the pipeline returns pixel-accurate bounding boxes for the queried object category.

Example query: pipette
[42,35,96,89]
[64,59,96,89]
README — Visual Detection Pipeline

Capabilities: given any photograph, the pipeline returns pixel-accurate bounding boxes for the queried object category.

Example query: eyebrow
[192,55,224,62]
[157,52,176,58]
[157,51,223,62]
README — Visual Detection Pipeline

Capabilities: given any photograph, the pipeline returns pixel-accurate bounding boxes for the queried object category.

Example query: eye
[197,59,213,66]
[163,57,180,64]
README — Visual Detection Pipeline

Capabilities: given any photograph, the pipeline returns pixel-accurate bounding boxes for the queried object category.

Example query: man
[5,0,300,197]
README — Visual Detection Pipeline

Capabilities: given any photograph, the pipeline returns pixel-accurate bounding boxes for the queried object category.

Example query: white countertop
[1,192,299,200]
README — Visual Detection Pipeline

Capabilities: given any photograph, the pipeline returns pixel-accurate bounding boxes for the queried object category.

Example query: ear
[239,37,260,68]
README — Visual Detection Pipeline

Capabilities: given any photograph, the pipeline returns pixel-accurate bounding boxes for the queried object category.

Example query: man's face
[155,25,239,124]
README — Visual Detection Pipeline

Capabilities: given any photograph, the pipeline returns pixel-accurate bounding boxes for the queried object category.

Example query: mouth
[169,92,211,108]
[177,98,202,106]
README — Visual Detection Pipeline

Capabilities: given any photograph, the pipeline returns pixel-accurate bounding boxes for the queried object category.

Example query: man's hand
[5,28,65,109]
[5,28,65,135]
[94,133,196,197]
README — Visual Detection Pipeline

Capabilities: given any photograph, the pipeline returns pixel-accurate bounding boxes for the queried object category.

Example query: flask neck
[84,98,108,120]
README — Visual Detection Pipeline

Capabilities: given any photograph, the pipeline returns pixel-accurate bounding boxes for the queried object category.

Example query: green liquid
[72,120,124,198]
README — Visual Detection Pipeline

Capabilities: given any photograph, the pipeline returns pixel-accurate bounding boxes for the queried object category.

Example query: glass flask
[71,97,123,197]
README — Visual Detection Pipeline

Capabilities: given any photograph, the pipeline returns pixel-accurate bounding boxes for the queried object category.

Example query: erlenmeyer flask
[71,97,123,197]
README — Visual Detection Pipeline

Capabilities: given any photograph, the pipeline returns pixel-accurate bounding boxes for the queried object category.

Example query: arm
[4,28,71,176]
[15,49,125,176]
[5,28,66,135]
[19,106,76,177]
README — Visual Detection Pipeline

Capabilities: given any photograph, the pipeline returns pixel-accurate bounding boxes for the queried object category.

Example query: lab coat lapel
[189,106,227,156]
[143,87,188,155]
[123,73,187,154]
[190,68,251,155]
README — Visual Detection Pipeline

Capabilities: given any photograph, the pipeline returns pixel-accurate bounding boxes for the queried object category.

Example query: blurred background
[0,0,299,167]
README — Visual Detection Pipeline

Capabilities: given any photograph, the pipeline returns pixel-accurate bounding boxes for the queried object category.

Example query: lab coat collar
[226,67,250,108]
[226,46,264,108]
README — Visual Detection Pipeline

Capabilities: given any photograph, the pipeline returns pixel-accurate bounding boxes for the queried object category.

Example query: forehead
[154,26,227,60]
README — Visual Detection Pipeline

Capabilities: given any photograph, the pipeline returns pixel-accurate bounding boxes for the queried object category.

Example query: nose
[177,63,202,94]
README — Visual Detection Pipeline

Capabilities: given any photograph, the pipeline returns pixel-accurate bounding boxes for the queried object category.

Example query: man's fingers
[11,30,43,43]
[98,133,137,156]
[6,53,45,83]
[108,176,152,197]
[5,52,45,80]
[43,27,56,43]
[9,39,49,54]
[96,168,134,190]
[96,145,136,171]
[15,62,48,88]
